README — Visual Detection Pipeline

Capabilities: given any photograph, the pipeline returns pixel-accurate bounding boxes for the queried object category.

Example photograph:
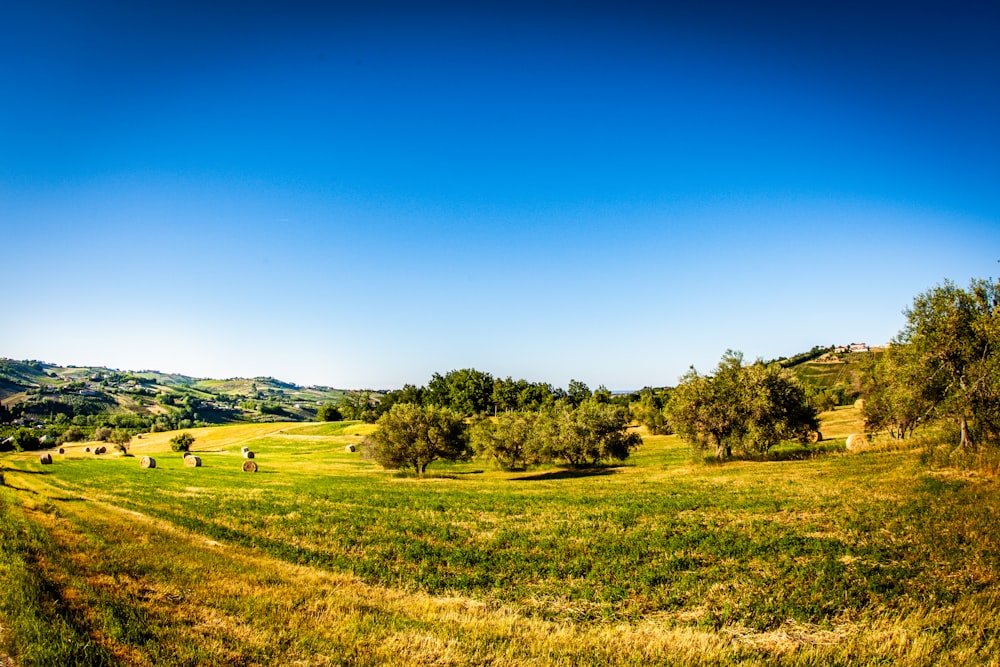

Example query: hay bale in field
[58,447,65,455]
[243,450,254,459]
[94,446,107,455]
[242,460,258,473]
[241,446,250,454]
[807,430,822,444]
[39,453,53,465]
[854,398,865,410]
[85,447,91,453]
[846,433,870,451]
[184,455,202,468]
[140,456,156,469]
[345,444,356,453]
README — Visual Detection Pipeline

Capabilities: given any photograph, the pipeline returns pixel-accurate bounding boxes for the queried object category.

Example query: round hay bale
[85,447,91,453]
[846,433,870,451]
[241,446,250,454]
[243,450,255,459]
[345,444,356,453]
[39,453,53,465]
[854,398,865,410]
[94,446,107,455]
[140,456,156,469]
[58,447,66,455]
[242,460,258,473]
[184,455,202,468]
[807,430,822,444]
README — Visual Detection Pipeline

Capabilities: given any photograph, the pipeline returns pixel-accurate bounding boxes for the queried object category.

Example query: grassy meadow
[1,409,999,666]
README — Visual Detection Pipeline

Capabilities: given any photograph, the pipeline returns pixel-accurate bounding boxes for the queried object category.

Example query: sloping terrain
[1,410,997,665]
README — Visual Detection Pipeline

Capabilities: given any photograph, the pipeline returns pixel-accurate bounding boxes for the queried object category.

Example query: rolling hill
[0,358,349,425]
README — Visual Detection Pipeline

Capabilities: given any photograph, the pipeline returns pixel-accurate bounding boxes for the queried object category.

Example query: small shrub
[60,425,86,443]
[169,432,195,452]
[317,404,342,421]
[94,427,112,442]
[109,428,132,453]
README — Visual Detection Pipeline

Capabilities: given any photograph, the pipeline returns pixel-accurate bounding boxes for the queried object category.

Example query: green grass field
[2,410,998,665]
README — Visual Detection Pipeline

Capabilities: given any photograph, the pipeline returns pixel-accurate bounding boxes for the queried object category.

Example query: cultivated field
[2,408,999,666]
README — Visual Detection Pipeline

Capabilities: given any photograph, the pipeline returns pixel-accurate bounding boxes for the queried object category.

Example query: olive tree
[891,278,1000,449]
[470,411,536,470]
[667,350,818,459]
[169,432,194,452]
[861,343,936,440]
[523,399,640,466]
[109,428,132,453]
[364,403,470,477]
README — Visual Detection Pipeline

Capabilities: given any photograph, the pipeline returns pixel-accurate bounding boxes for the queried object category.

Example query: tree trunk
[715,441,729,459]
[959,416,973,450]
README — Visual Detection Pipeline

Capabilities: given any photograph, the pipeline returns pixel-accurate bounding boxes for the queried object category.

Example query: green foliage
[775,345,833,368]
[378,383,425,414]
[316,403,342,421]
[668,351,818,459]
[109,428,132,453]
[633,388,672,435]
[893,277,1000,449]
[364,403,470,476]
[518,399,640,466]
[554,398,640,464]
[861,343,933,439]
[470,412,537,470]
[426,368,495,415]
[11,428,41,452]
[169,432,195,452]
[566,379,592,406]
[338,390,379,422]
[491,377,520,413]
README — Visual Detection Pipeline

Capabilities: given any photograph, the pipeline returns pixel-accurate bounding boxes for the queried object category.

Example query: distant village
[833,343,871,354]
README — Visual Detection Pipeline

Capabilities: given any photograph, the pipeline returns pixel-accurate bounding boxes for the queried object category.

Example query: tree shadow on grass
[510,466,623,482]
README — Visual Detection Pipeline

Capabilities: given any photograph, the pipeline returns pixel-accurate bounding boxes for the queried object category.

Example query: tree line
[364,397,640,476]
[332,369,627,423]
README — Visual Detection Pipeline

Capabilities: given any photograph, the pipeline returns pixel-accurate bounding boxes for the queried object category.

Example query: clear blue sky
[2,0,998,390]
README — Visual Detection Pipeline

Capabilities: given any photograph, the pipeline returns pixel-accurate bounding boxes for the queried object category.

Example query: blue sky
[2,0,998,390]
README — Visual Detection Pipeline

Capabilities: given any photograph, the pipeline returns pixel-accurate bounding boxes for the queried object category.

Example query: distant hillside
[0,358,350,426]
[784,348,882,407]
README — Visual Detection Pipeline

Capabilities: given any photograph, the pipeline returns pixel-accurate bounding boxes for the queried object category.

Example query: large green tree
[861,344,936,440]
[633,387,672,435]
[894,278,1000,449]
[426,369,495,416]
[364,403,470,477]
[667,350,818,459]
[470,411,537,470]
[525,399,640,466]
[317,403,342,421]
